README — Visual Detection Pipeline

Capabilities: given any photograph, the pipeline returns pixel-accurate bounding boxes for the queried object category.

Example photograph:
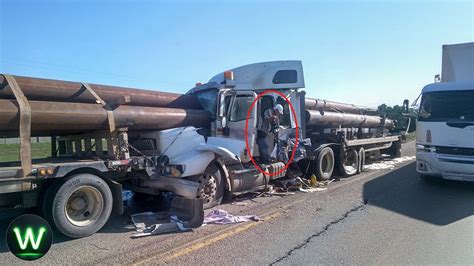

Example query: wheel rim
[198,175,217,204]
[343,150,358,174]
[65,186,104,227]
[321,152,334,175]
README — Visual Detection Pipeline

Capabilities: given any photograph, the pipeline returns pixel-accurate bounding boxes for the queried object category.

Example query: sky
[1,0,473,108]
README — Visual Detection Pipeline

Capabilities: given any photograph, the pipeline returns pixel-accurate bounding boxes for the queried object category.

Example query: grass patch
[405,132,416,141]
[0,143,51,162]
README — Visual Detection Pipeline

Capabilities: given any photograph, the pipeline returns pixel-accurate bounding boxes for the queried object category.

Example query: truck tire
[193,163,224,209]
[388,140,402,158]
[339,148,359,176]
[315,147,335,181]
[357,147,365,174]
[42,174,113,238]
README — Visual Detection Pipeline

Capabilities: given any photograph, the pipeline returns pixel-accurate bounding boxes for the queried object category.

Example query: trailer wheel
[42,174,113,238]
[315,147,335,181]
[388,140,402,158]
[339,148,359,176]
[193,163,224,209]
[357,147,365,174]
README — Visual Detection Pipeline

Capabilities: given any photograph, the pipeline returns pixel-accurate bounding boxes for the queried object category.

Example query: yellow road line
[134,208,289,265]
[165,211,283,262]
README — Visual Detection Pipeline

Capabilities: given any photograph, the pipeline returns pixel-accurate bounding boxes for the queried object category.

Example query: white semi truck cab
[415,42,474,182]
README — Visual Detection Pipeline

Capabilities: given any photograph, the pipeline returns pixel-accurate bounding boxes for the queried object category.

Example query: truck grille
[436,146,474,156]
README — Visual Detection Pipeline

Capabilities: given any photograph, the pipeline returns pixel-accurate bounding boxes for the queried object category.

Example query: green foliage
[377,104,417,133]
[0,143,51,163]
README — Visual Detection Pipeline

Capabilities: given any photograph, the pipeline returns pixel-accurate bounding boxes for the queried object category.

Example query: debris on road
[364,156,416,170]
[203,209,261,225]
[298,187,327,193]
[130,197,204,238]
[131,212,191,238]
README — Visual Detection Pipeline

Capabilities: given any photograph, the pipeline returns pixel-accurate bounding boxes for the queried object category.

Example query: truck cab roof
[422,80,474,94]
[188,60,305,94]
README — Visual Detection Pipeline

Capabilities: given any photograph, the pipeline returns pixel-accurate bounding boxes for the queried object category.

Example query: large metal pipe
[0,99,210,134]
[0,75,201,109]
[305,98,375,114]
[306,110,394,129]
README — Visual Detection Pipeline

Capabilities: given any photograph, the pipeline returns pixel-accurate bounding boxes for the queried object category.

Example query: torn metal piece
[203,209,261,225]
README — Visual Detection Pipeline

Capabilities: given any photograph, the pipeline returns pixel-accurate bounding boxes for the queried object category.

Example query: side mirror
[218,92,227,118]
[402,99,409,114]
[221,116,227,128]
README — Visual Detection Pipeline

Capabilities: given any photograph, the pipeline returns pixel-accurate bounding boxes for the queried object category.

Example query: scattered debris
[364,156,415,170]
[122,189,134,202]
[203,209,261,225]
[130,197,204,238]
[131,212,190,238]
[298,187,328,193]
[267,190,296,196]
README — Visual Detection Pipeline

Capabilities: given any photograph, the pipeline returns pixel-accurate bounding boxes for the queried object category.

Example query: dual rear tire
[339,148,359,176]
[42,174,113,238]
[313,146,365,180]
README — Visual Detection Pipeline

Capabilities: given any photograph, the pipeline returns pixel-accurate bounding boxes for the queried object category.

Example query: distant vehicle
[413,42,474,182]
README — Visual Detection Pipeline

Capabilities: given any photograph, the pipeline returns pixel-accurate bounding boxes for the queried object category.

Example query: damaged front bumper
[140,176,200,199]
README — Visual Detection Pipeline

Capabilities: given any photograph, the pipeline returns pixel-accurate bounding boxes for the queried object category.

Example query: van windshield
[419,90,474,121]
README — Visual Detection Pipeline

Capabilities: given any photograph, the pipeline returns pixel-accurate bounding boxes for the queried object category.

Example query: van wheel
[315,147,335,181]
[339,148,359,176]
[193,164,224,209]
[42,174,113,238]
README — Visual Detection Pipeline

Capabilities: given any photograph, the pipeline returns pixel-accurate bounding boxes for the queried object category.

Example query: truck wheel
[194,164,224,209]
[339,148,359,176]
[357,147,365,174]
[42,174,113,238]
[388,140,402,158]
[315,147,335,181]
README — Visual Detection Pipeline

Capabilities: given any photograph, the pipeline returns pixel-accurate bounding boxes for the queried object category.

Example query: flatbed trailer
[0,61,403,238]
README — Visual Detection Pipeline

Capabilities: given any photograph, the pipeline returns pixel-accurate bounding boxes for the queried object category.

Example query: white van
[416,42,474,182]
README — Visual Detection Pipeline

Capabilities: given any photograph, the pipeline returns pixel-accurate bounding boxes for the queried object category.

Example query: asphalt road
[0,142,473,264]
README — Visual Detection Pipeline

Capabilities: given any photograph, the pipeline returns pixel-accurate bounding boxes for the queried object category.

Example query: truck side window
[273,70,297,84]
[276,96,290,126]
[230,95,254,122]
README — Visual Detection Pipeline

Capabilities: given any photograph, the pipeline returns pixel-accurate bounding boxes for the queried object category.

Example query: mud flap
[170,197,204,229]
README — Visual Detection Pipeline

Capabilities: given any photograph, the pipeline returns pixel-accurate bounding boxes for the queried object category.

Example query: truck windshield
[419,90,474,122]
[193,88,217,119]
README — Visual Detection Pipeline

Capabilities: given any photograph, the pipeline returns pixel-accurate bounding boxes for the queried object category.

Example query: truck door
[214,90,257,162]
[288,90,303,133]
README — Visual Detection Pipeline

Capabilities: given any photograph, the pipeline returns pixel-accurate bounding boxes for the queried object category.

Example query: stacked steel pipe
[0,75,209,135]
[304,98,393,129]
[0,75,393,136]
